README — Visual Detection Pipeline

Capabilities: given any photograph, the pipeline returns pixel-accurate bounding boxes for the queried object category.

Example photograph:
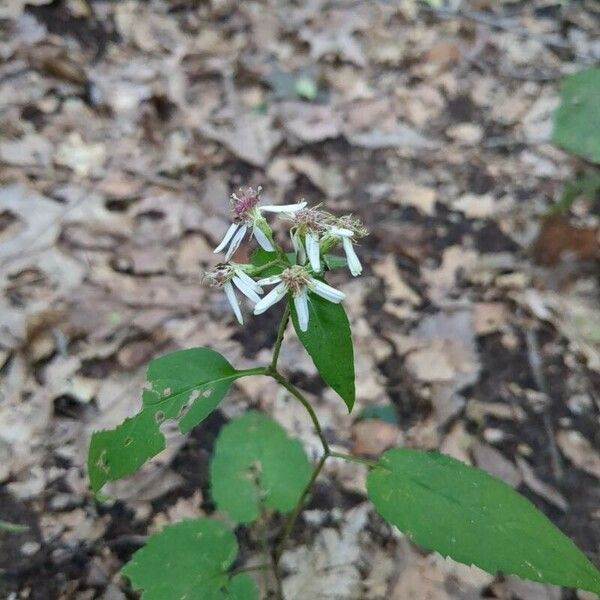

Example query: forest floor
[1,1,600,599]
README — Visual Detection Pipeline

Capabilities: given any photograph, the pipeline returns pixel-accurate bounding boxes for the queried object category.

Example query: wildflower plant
[88,188,600,599]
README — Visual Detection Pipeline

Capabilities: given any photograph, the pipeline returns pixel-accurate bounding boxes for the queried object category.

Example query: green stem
[329,451,378,468]
[274,452,328,564]
[231,563,271,576]
[269,372,329,455]
[249,259,286,276]
[270,304,290,371]
[238,366,270,377]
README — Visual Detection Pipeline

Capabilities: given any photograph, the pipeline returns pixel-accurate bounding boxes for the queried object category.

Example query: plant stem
[270,304,290,371]
[232,563,271,575]
[238,366,270,377]
[329,451,378,469]
[249,259,286,276]
[273,452,328,564]
[269,372,329,455]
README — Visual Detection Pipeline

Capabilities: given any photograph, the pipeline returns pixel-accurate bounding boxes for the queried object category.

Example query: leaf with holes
[367,449,600,595]
[210,411,312,523]
[290,291,355,411]
[553,67,600,163]
[122,518,258,600]
[88,348,262,493]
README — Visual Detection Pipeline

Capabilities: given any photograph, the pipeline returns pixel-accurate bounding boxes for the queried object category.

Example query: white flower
[213,187,306,260]
[325,227,363,276]
[288,206,329,271]
[254,266,345,331]
[205,263,263,325]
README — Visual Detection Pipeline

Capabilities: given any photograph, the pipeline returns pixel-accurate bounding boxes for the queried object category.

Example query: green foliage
[553,67,600,163]
[290,292,355,411]
[121,518,257,600]
[88,348,257,494]
[367,449,600,594]
[249,247,287,276]
[210,411,311,523]
[323,254,348,270]
[357,404,398,425]
[0,519,28,534]
[549,171,600,215]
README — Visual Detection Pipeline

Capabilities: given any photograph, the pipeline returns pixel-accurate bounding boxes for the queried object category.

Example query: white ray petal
[328,226,354,238]
[214,223,239,254]
[292,231,306,264]
[232,276,262,303]
[308,278,346,303]
[294,289,310,332]
[259,201,307,213]
[342,237,362,276]
[256,275,282,286]
[252,224,275,251]
[223,282,243,324]
[254,282,287,315]
[306,233,321,272]
[234,269,263,294]
[224,223,247,261]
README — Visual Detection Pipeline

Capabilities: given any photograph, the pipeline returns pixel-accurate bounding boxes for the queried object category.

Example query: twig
[523,322,564,481]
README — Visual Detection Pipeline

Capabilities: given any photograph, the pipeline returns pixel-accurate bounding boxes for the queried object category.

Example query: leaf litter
[1,0,599,598]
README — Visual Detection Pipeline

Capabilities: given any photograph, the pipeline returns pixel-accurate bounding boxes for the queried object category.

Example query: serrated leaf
[290,292,355,411]
[88,348,261,493]
[553,67,600,163]
[367,449,600,595]
[122,518,258,600]
[210,411,312,523]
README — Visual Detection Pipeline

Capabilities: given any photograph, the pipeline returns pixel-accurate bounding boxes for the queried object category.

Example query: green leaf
[290,291,355,411]
[228,574,258,600]
[323,254,348,270]
[88,348,260,493]
[122,518,258,600]
[553,67,600,163]
[210,411,312,523]
[358,404,398,425]
[367,449,600,595]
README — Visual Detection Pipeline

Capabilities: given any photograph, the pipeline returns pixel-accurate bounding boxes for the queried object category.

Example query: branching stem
[270,304,290,371]
[254,309,380,593]
[273,452,328,564]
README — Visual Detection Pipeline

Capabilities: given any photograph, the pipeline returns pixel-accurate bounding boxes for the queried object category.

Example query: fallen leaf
[472,442,522,488]
[532,216,599,265]
[200,114,282,167]
[392,183,437,216]
[351,419,401,457]
[557,430,600,479]
[515,456,568,511]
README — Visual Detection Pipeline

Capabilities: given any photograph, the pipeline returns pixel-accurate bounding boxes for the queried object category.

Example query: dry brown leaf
[373,254,420,305]
[472,442,522,488]
[515,456,568,511]
[200,114,282,167]
[392,183,437,216]
[557,430,600,479]
[351,419,401,457]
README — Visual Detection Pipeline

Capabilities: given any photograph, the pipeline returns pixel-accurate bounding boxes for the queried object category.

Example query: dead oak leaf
[200,114,282,167]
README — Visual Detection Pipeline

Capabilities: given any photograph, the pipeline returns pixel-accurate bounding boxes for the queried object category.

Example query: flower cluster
[207,187,367,330]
